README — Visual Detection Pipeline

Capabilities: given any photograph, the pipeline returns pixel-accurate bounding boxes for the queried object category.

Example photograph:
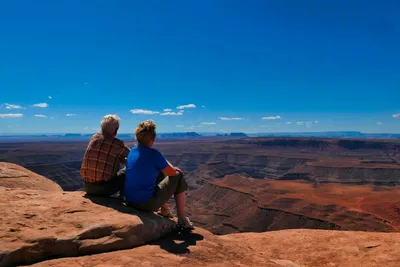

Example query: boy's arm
[167,160,184,175]
[162,160,184,176]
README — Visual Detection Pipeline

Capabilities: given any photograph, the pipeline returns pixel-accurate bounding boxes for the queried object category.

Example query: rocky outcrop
[0,187,175,267]
[0,162,62,191]
[31,227,400,267]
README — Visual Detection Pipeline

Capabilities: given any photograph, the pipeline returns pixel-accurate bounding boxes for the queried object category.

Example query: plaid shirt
[80,133,130,183]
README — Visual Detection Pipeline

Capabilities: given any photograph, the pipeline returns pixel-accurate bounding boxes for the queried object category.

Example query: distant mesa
[254,131,400,139]
[64,133,82,137]
[117,134,134,139]
[229,132,248,137]
[157,132,201,139]
[214,132,248,138]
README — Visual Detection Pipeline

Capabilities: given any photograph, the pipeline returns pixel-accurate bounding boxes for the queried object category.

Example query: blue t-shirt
[125,145,168,203]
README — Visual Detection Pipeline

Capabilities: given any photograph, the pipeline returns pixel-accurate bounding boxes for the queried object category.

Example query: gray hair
[101,114,120,137]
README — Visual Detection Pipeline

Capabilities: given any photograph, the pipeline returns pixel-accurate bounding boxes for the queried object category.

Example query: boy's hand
[175,167,184,176]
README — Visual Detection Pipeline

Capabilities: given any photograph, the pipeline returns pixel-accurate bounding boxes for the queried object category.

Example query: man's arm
[118,143,131,165]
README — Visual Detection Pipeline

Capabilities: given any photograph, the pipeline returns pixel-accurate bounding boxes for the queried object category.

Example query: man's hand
[175,167,184,176]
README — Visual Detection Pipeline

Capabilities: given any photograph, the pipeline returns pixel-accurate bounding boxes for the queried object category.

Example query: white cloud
[219,117,243,121]
[33,103,49,108]
[393,113,400,119]
[160,111,183,116]
[176,125,184,127]
[0,113,23,118]
[66,114,77,117]
[296,121,313,127]
[202,105,206,108]
[84,126,89,130]
[286,122,293,125]
[130,109,160,115]
[261,115,281,120]
[34,114,47,118]
[48,96,52,99]
[4,103,24,109]
[377,122,383,125]
[201,122,216,125]
[314,120,319,124]
[163,108,172,112]
[176,104,196,109]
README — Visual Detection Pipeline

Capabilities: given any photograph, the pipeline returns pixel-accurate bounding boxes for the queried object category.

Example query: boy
[125,120,194,229]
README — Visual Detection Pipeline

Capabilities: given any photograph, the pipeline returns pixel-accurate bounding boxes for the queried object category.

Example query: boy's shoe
[158,207,174,218]
[177,216,195,230]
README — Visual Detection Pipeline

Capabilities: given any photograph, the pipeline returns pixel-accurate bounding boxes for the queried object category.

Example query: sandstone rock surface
[31,227,400,267]
[0,187,175,267]
[0,162,62,191]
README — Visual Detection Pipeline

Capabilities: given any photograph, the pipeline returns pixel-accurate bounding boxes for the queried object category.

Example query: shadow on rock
[82,194,173,226]
[82,194,203,254]
[152,231,204,254]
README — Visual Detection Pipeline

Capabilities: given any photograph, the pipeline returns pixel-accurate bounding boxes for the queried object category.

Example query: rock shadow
[151,230,204,254]
[82,194,173,227]
[83,194,204,254]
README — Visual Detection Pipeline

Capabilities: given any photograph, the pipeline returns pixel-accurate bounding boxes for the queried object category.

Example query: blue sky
[0,0,399,134]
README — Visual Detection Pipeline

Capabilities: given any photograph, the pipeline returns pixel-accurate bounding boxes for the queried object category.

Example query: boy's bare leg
[175,192,194,229]
[174,192,186,220]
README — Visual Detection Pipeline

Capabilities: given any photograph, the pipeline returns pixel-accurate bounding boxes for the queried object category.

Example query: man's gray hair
[101,114,120,137]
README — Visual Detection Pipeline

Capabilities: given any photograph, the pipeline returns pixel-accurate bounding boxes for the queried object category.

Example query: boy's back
[125,145,168,203]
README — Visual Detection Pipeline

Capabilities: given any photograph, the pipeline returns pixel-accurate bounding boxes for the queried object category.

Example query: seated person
[80,114,130,197]
[124,120,194,230]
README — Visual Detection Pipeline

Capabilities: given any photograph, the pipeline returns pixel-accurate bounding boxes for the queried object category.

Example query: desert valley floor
[1,137,400,235]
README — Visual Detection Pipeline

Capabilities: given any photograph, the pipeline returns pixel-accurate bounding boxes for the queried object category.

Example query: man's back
[125,145,168,203]
[80,133,130,183]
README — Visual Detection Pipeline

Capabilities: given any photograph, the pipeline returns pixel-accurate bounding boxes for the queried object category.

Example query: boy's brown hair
[135,120,157,146]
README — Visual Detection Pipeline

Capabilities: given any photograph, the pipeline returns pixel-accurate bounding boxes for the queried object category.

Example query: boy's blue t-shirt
[124,145,168,203]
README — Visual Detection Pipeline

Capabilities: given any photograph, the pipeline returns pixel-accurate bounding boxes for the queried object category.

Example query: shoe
[177,216,195,230]
[110,192,120,198]
[158,208,174,218]
[110,192,125,201]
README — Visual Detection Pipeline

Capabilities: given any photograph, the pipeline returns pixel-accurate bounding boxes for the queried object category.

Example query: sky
[0,0,399,134]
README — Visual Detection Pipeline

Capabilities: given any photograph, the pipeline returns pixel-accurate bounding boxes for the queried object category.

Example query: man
[80,114,130,197]
[125,120,194,230]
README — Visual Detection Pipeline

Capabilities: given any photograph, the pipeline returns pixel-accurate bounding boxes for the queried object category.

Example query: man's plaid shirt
[80,133,130,183]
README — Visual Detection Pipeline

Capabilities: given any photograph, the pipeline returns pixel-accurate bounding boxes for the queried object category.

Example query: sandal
[158,207,174,218]
[177,216,195,230]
